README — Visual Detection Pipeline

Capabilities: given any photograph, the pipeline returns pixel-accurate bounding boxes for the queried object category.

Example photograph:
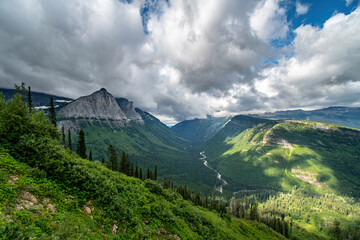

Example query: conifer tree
[135,161,138,178]
[163,175,169,189]
[146,167,153,179]
[139,168,143,180]
[210,196,217,210]
[14,82,27,101]
[76,129,87,159]
[101,157,105,165]
[130,163,134,176]
[61,125,66,146]
[154,165,157,181]
[125,153,131,175]
[89,150,93,161]
[49,97,56,126]
[68,129,72,150]
[332,219,341,240]
[28,86,33,113]
[107,145,118,171]
[120,150,131,175]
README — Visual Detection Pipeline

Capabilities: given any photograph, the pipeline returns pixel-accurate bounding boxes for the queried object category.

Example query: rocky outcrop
[58,88,127,120]
[116,98,143,123]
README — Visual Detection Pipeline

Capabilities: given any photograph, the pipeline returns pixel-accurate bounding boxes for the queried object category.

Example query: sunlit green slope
[203,117,360,197]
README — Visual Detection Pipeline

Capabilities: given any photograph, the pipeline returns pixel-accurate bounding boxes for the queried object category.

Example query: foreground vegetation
[0,93,284,239]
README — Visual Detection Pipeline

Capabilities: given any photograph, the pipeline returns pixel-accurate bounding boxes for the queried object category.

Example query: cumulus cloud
[250,0,289,41]
[255,8,360,110]
[295,1,309,15]
[346,0,354,7]
[0,0,359,124]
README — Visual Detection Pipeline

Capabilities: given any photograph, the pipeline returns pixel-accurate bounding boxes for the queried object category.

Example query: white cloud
[250,0,289,41]
[255,8,360,109]
[346,0,354,7]
[296,1,309,16]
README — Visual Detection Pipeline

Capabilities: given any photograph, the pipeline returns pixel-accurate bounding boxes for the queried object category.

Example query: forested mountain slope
[172,116,230,143]
[203,117,360,198]
[56,89,216,192]
[0,93,285,240]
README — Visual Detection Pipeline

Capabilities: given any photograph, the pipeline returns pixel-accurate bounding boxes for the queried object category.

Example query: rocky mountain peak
[58,88,127,120]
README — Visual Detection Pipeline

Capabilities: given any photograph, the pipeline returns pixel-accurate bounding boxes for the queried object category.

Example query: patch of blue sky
[118,0,133,4]
[287,0,358,29]
[140,0,169,34]
[272,0,358,49]
[262,58,279,65]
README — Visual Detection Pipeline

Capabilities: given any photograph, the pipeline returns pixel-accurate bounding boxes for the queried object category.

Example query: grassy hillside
[172,117,230,143]
[202,116,360,239]
[0,93,285,239]
[204,118,360,197]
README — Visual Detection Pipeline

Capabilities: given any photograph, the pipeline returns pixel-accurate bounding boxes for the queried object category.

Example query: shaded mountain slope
[57,89,216,192]
[172,116,230,143]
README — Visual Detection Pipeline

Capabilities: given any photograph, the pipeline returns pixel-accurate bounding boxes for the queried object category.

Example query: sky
[0,0,359,125]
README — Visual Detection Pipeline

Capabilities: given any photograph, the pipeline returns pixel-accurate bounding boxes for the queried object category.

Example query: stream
[199,151,228,193]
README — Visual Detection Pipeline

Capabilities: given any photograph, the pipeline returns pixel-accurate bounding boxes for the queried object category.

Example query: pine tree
[28,86,33,113]
[332,219,341,240]
[163,175,169,189]
[147,167,153,179]
[68,129,72,150]
[49,97,56,126]
[119,150,131,175]
[154,165,157,181]
[107,145,118,171]
[139,168,143,180]
[14,82,27,101]
[76,129,87,159]
[101,157,105,165]
[89,150,93,161]
[61,125,66,146]
[130,163,134,176]
[250,203,258,221]
[135,161,138,178]
[210,196,217,210]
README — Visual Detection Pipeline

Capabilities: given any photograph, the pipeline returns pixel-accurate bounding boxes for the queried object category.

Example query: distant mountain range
[254,106,360,130]
[0,88,73,109]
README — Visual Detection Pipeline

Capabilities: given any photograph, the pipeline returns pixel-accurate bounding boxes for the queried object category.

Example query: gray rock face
[59,88,127,120]
[116,98,143,123]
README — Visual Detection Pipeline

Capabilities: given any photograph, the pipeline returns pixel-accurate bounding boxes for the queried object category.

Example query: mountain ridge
[254,106,360,129]
[58,88,136,121]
